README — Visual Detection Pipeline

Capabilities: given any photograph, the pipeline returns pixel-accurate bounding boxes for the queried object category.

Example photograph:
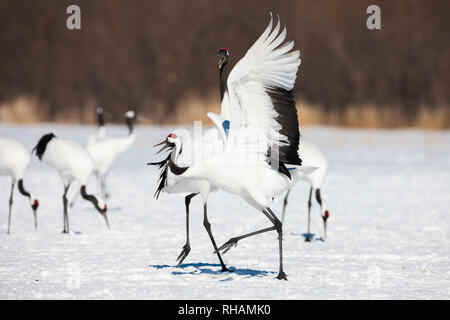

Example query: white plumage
[43,138,96,186]
[0,137,39,233]
[294,138,329,189]
[87,130,136,177]
[0,138,31,184]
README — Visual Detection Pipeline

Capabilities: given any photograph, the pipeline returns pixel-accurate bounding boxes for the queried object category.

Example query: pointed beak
[102,212,111,230]
[154,139,172,154]
[157,144,172,154]
[153,139,166,148]
[322,216,327,240]
[33,208,37,230]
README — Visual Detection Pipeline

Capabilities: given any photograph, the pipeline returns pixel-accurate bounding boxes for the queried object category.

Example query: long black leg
[7,182,14,234]
[176,193,197,266]
[315,188,327,240]
[265,208,286,280]
[203,203,229,272]
[305,187,313,242]
[62,184,70,233]
[216,226,277,254]
[281,188,291,225]
[214,210,279,255]
[216,208,286,280]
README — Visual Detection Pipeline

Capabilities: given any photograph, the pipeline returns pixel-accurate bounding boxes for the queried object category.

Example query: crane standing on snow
[281,138,330,241]
[33,133,109,233]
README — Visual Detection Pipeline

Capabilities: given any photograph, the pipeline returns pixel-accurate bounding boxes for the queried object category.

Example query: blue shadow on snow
[290,232,324,242]
[149,262,275,278]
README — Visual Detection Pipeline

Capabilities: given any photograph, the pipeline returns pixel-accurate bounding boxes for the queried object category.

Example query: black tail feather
[33,133,55,160]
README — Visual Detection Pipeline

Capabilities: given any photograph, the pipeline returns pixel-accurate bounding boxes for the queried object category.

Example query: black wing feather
[266,87,302,178]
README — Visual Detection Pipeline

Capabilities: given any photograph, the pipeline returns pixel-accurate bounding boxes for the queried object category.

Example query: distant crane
[0,137,39,233]
[70,110,137,207]
[86,110,137,200]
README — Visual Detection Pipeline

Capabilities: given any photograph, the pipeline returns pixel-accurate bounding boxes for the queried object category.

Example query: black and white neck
[148,133,189,198]
[80,186,106,214]
[218,48,229,102]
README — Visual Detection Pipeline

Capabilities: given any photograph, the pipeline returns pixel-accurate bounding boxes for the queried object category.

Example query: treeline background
[0,0,449,128]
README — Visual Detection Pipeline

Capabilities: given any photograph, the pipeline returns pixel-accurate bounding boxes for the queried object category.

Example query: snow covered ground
[0,123,449,299]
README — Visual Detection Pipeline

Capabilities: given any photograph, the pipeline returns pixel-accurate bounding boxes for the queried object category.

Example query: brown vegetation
[0,0,449,128]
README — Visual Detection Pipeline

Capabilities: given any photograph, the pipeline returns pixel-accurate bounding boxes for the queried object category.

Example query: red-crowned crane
[148,129,229,271]
[281,138,330,241]
[86,110,137,200]
[33,133,109,233]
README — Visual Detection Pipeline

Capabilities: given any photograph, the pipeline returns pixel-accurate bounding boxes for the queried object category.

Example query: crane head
[97,199,110,229]
[30,194,39,230]
[218,48,229,70]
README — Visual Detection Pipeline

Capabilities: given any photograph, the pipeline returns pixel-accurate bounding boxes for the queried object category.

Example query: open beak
[33,208,37,230]
[102,212,111,230]
[153,139,166,148]
[154,139,172,154]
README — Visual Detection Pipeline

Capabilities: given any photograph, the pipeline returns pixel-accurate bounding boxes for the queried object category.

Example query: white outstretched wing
[224,13,302,166]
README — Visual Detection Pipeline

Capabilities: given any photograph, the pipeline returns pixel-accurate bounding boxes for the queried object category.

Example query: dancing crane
[149,129,229,271]
[153,14,307,280]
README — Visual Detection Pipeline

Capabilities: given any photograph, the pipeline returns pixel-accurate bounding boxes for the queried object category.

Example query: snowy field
[0,123,449,299]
